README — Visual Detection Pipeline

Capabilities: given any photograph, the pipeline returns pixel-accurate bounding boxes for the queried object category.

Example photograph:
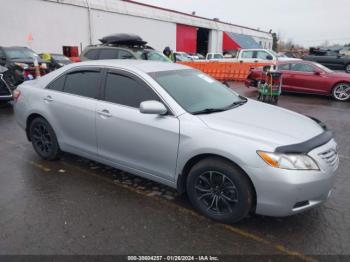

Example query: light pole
[85,0,93,45]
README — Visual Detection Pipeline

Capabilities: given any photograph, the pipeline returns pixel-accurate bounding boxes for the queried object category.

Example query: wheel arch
[177,153,257,211]
[25,113,47,141]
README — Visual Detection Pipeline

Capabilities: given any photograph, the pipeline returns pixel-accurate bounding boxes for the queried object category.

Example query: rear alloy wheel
[186,157,253,223]
[332,83,350,101]
[29,117,61,160]
[345,64,350,73]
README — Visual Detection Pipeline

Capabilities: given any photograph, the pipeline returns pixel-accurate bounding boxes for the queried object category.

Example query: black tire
[331,83,350,101]
[0,100,9,107]
[29,117,61,160]
[186,157,253,223]
[345,64,350,74]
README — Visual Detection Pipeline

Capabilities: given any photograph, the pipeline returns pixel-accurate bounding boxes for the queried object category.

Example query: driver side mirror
[140,100,167,115]
[314,70,322,75]
[266,55,273,60]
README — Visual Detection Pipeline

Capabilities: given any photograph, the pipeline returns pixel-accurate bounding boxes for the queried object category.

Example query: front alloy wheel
[345,64,350,73]
[332,83,350,101]
[195,171,238,214]
[186,157,253,223]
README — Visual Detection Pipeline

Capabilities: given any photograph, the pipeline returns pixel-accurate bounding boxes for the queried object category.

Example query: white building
[0,0,273,55]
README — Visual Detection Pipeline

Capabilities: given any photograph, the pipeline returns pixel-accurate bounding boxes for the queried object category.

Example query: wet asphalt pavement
[0,83,349,260]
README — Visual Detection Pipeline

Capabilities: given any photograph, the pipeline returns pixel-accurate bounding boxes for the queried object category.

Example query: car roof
[278,60,314,65]
[85,45,153,51]
[68,60,190,73]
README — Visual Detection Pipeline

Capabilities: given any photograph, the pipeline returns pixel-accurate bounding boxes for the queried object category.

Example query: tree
[272,32,279,52]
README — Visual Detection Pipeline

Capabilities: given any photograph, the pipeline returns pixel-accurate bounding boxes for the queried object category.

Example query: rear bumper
[244,139,338,217]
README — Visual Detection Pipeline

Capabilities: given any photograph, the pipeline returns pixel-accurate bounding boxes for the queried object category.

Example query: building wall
[0,0,272,54]
[0,0,90,53]
[252,37,272,49]
[91,9,176,52]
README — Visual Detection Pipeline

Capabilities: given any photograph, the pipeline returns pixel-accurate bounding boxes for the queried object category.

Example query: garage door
[176,24,197,53]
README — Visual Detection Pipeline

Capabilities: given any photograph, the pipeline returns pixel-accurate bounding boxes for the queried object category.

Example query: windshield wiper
[228,99,248,108]
[192,97,248,115]
[192,108,227,115]
[223,97,248,110]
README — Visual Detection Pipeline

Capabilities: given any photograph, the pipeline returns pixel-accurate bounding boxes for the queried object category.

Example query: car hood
[197,99,324,149]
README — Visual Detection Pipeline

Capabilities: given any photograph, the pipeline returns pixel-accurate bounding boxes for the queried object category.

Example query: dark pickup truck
[303,50,350,73]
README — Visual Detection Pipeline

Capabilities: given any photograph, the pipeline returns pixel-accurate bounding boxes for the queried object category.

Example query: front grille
[318,148,338,167]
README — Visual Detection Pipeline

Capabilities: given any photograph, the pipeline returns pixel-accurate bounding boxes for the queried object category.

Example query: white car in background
[173,52,193,62]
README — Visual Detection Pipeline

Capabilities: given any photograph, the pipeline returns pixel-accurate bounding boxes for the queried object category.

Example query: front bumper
[245,139,338,217]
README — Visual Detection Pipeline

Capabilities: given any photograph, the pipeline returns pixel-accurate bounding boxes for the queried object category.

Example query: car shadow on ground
[62,152,325,229]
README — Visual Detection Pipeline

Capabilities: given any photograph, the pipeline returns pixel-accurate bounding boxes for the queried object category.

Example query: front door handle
[97,109,112,118]
[44,95,54,102]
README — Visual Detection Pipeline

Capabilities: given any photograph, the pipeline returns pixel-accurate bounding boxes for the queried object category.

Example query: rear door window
[63,70,101,99]
[241,51,254,59]
[104,72,159,108]
[98,49,119,59]
[84,49,99,60]
[291,63,315,72]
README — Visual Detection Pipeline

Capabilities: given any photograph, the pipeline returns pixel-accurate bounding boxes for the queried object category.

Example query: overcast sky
[134,0,350,47]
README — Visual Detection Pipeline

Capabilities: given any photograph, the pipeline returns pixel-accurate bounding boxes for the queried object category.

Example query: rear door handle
[97,109,112,118]
[44,95,54,102]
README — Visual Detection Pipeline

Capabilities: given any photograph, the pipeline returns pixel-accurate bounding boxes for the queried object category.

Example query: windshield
[3,48,37,59]
[145,50,170,62]
[137,50,170,62]
[150,69,244,114]
[314,62,333,73]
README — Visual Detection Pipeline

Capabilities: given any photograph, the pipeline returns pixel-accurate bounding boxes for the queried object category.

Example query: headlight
[14,62,29,70]
[257,151,319,170]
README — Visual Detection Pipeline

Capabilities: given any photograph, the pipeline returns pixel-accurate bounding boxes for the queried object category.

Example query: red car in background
[246,60,350,101]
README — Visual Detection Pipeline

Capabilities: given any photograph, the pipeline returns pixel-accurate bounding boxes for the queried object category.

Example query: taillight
[13,89,21,102]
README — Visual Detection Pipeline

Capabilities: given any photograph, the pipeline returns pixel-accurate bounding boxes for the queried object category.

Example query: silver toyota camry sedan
[14,60,338,223]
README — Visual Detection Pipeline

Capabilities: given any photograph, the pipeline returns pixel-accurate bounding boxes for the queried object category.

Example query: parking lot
[0,83,349,260]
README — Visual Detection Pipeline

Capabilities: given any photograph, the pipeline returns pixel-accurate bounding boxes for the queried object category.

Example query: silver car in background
[14,60,338,223]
